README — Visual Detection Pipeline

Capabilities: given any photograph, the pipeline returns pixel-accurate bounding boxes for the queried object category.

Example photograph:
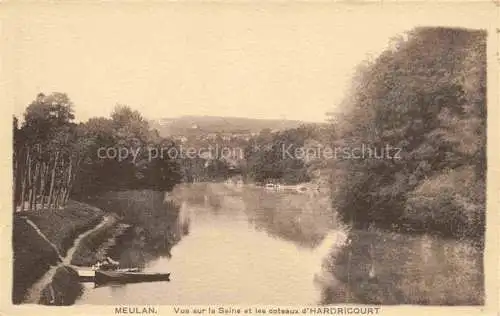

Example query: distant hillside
[150,115,319,136]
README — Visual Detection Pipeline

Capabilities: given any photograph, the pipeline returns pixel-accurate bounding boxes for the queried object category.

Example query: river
[75,182,347,305]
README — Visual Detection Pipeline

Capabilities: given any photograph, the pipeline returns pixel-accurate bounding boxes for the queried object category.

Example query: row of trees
[72,106,181,196]
[13,144,78,211]
[13,93,81,211]
[15,90,315,209]
[13,93,183,211]
[162,123,327,185]
[329,27,486,240]
[242,125,325,185]
[178,156,235,183]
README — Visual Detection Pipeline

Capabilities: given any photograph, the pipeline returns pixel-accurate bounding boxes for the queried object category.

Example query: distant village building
[174,136,188,143]
[206,133,218,141]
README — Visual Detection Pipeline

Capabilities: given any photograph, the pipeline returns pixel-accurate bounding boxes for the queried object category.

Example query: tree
[244,126,314,185]
[331,27,486,240]
[14,93,78,211]
[72,105,183,196]
[23,93,75,144]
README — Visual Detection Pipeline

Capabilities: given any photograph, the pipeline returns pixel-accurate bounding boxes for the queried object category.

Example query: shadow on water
[74,183,485,305]
[172,182,337,249]
[76,183,347,305]
[242,189,335,249]
[90,190,191,270]
[319,229,484,305]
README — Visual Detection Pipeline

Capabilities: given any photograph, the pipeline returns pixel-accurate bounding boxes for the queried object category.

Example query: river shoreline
[37,215,132,305]
[21,214,119,305]
[13,201,107,304]
[36,189,182,305]
[14,183,479,306]
[320,228,484,305]
[12,192,173,305]
[76,183,344,305]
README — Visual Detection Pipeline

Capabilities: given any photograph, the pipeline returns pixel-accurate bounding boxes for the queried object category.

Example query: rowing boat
[94,270,171,286]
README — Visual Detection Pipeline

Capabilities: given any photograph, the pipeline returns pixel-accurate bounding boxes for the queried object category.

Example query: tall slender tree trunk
[36,144,44,208]
[13,146,19,209]
[31,160,39,211]
[54,187,62,209]
[63,156,74,204]
[31,146,41,211]
[39,160,47,210]
[55,158,66,209]
[19,148,29,212]
[57,186,66,209]
[27,148,34,211]
[54,187,60,209]
[69,154,82,203]
[47,151,59,209]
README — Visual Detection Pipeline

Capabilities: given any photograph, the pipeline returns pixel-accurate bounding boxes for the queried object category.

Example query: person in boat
[106,256,120,266]
[101,257,120,270]
[92,257,120,271]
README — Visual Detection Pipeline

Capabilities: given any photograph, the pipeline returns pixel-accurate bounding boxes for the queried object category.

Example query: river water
[76,183,346,305]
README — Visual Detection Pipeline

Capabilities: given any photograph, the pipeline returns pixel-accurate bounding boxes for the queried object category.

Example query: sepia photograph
[2,1,498,314]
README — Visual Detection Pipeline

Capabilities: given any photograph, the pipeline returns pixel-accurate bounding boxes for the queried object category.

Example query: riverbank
[12,201,106,304]
[21,201,106,256]
[75,183,344,305]
[321,228,484,305]
[13,189,185,305]
[83,190,185,268]
[30,214,118,305]
[69,215,130,267]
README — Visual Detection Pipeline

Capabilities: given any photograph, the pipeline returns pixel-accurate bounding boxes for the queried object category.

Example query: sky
[3,2,496,123]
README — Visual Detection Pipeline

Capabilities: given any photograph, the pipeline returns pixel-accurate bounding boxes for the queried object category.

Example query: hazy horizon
[152,114,324,123]
[4,2,494,123]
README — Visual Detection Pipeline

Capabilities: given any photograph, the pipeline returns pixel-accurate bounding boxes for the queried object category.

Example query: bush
[12,218,61,304]
[39,266,83,306]
[405,166,485,239]
[331,27,486,240]
[322,229,483,305]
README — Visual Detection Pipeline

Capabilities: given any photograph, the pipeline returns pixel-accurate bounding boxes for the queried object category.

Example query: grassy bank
[70,216,130,267]
[322,229,483,305]
[12,217,61,304]
[84,190,185,266]
[23,200,105,256]
[38,266,83,305]
[12,200,105,304]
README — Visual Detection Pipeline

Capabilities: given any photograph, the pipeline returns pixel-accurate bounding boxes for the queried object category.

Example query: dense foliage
[331,27,486,240]
[13,93,81,210]
[73,105,182,196]
[243,126,323,185]
[13,97,183,207]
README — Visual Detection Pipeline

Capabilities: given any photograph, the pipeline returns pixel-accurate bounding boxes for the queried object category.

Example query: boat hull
[95,270,171,286]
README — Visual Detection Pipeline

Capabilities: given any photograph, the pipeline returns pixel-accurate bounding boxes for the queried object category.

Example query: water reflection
[77,183,343,305]
[319,229,484,305]
[174,183,336,249]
